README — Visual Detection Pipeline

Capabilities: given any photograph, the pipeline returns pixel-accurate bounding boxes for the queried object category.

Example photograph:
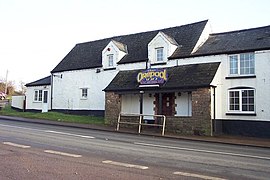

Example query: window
[228,89,255,113]
[108,54,114,67]
[156,48,164,62]
[81,88,88,99]
[229,53,255,75]
[34,90,42,102]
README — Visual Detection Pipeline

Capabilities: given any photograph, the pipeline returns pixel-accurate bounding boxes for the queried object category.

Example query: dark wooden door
[155,93,174,116]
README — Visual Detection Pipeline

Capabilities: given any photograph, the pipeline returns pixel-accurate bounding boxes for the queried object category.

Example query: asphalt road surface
[0,118,269,180]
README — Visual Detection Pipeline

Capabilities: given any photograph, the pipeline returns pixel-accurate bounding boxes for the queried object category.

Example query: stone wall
[105,92,121,125]
[166,88,212,136]
[105,87,212,136]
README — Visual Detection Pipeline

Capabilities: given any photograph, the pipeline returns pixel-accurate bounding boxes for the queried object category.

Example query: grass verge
[0,105,105,125]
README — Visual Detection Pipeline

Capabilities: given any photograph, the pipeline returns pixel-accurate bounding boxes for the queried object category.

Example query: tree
[19,81,27,94]
[0,79,15,96]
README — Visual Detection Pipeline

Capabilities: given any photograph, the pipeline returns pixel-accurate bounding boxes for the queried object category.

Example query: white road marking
[44,150,82,158]
[45,130,95,139]
[3,142,31,149]
[102,160,148,170]
[0,124,95,139]
[173,171,227,180]
[134,142,270,160]
[0,124,43,132]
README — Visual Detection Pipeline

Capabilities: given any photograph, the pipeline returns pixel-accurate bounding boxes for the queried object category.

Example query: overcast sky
[0,0,269,89]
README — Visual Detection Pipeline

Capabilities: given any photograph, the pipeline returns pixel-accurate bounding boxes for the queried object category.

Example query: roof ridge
[77,20,208,45]
[210,24,270,36]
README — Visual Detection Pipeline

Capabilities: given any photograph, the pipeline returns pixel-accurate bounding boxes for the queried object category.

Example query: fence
[11,96,25,110]
[116,113,166,136]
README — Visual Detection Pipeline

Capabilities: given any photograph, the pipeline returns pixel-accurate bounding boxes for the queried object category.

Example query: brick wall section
[105,87,212,136]
[166,87,212,136]
[105,92,121,125]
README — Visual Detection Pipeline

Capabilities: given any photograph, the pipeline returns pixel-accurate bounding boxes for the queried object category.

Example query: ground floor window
[34,90,42,102]
[175,92,192,116]
[81,88,88,99]
[228,88,255,112]
[120,92,193,117]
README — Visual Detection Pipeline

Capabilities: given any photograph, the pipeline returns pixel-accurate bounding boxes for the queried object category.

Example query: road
[0,118,269,180]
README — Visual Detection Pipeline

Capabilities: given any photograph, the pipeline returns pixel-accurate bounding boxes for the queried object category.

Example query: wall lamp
[53,74,63,78]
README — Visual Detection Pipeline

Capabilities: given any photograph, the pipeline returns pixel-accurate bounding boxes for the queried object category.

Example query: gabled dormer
[102,40,127,69]
[148,32,178,65]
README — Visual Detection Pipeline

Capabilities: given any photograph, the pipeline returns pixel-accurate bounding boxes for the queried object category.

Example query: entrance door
[42,90,48,113]
[155,93,174,116]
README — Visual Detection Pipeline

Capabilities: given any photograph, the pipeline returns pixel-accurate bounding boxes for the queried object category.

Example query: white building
[25,76,51,113]
[24,20,270,138]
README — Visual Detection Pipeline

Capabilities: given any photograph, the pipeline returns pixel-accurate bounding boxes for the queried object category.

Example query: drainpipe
[50,74,53,110]
[139,91,144,114]
[211,86,216,136]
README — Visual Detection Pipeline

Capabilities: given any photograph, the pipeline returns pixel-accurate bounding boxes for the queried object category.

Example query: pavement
[0,115,270,148]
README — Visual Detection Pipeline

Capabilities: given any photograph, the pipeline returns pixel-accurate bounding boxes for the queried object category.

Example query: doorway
[42,90,48,113]
[155,93,175,116]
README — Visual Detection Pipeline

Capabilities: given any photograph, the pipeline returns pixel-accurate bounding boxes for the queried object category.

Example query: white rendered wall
[25,86,51,110]
[194,50,270,122]
[52,68,118,110]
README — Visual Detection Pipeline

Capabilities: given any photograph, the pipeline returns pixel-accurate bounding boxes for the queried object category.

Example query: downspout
[139,91,144,114]
[50,74,53,110]
[211,86,216,136]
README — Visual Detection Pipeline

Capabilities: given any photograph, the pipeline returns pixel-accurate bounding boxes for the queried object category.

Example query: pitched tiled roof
[192,25,270,56]
[104,62,220,92]
[25,76,51,87]
[51,20,208,73]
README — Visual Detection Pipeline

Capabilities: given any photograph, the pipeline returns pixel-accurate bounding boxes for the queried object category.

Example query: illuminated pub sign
[137,68,168,85]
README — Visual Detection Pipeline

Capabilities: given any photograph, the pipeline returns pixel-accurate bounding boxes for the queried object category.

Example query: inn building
[22,20,270,138]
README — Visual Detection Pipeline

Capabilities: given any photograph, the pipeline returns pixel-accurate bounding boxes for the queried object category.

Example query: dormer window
[108,54,114,67]
[156,47,164,62]
[102,40,128,69]
[148,32,178,65]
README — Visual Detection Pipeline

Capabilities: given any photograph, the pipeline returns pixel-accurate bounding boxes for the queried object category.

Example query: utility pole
[4,70,8,95]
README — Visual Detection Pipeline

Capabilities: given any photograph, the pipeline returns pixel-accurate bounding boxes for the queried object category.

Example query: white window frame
[156,47,164,62]
[81,88,88,99]
[228,88,255,113]
[229,52,255,76]
[34,90,42,102]
[108,54,114,67]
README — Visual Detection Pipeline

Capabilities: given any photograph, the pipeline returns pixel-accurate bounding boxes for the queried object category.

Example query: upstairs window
[81,88,88,99]
[156,47,164,62]
[34,90,42,102]
[229,53,255,75]
[108,54,114,67]
[228,89,255,113]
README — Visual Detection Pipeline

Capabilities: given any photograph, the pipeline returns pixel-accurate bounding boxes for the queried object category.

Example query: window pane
[108,55,113,67]
[82,88,88,98]
[241,90,255,112]
[240,53,255,75]
[34,91,38,101]
[38,90,42,101]
[156,48,164,61]
[229,55,238,74]
[229,91,240,111]
[242,105,247,111]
